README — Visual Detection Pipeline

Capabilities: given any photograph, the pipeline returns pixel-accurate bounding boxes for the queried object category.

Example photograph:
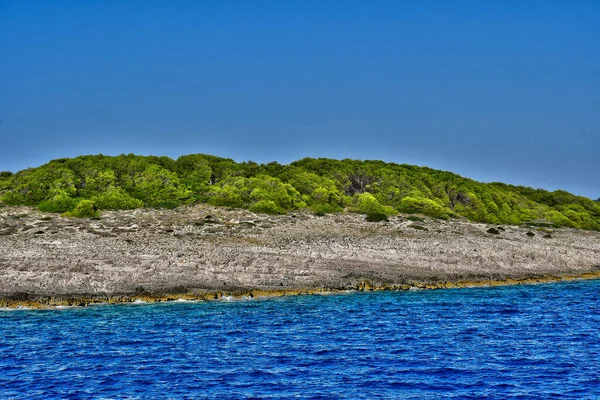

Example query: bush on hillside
[366,212,389,222]
[354,193,396,216]
[249,200,282,214]
[93,187,143,210]
[38,191,78,213]
[63,200,100,218]
[398,196,451,219]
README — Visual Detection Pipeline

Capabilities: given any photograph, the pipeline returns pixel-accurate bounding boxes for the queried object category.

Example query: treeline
[0,154,598,230]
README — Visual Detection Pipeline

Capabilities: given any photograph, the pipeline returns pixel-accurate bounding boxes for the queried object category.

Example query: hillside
[0,154,598,230]
[1,204,600,308]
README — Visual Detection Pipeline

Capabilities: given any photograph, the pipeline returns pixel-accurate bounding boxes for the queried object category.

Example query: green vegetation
[0,154,598,230]
[63,199,100,218]
[365,213,389,222]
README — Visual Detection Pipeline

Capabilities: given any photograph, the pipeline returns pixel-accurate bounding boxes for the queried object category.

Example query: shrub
[93,187,143,210]
[248,175,300,211]
[63,200,99,218]
[0,191,26,206]
[544,210,576,228]
[38,191,78,213]
[366,212,389,222]
[354,193,396,216]
[311,203,342,216]
[0,172,13,194]
[208,184,245,208]
[398,196,450,219]
[249,200,283,214]
[132,165,192,208]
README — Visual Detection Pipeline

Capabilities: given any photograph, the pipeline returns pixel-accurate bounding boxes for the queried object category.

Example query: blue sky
[1,0,599,199]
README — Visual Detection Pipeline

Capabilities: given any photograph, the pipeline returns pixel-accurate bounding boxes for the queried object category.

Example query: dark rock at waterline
[487,228,500,235]
[543,234,552,239]
[5,292,29,302]
[526,231,535,237]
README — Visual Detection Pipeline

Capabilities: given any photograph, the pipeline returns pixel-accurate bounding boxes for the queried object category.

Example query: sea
[2,279,600,399]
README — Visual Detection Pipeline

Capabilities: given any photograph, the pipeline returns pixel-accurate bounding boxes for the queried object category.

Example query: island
[0,154,598,308]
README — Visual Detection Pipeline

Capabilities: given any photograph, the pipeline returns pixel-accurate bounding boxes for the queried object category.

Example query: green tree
[247,175,303,213]
[354,193,396,216]
[132,165,192,208]
[38,190,78,213]
[93,186,143,210]
[208,183,246,208]
[63,200,100,218]
[249,200,282,214]
[175,154,213,200]
[398,196,451,219]
[544,210,576,228]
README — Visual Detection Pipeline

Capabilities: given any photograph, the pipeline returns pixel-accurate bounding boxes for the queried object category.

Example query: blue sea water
[2,280,600,399]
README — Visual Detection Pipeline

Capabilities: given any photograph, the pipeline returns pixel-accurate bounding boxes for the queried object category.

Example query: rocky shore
[1,204,599,308]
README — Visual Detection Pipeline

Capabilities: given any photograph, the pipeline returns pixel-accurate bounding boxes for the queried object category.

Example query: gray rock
[0,204,598,303]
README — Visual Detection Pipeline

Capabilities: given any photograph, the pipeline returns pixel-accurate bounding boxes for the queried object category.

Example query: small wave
[132,299,147,304]
[222,295,253,301]
[218,295,254,302]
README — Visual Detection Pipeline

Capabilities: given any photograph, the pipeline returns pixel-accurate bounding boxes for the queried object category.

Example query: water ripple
[1,280,600,398]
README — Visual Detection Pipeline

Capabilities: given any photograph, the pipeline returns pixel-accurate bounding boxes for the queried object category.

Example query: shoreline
[3,271,600,310]
[1,204,599,309]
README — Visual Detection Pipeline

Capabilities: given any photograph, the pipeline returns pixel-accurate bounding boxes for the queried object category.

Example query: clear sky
[1,1,599,199]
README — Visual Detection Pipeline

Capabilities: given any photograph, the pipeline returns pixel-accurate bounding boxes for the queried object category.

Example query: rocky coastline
[1,205,599,308]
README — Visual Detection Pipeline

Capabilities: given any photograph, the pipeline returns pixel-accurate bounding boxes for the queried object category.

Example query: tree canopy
[0,154,598,230]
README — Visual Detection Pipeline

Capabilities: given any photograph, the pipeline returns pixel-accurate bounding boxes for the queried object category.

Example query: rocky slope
[1,205,599,307]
